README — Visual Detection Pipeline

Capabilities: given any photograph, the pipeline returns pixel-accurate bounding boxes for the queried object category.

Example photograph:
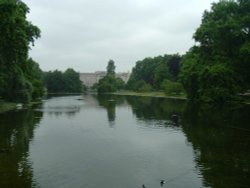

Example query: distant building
[80,71,130,87]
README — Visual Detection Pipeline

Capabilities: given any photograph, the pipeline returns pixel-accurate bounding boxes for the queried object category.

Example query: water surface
[0,95,249,188]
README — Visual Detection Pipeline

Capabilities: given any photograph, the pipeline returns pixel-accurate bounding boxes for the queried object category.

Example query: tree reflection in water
[182,103,250,188]
[38,96,84,117]
[95,95,250,188]
[95,94,126,127]
[126,96,186,129]
[0,107,43,188]
[1,95,249,188]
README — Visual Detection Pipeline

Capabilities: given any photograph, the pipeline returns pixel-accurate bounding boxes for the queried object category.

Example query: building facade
[80,72,130,87]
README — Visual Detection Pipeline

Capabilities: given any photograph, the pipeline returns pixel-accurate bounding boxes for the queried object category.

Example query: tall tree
[63,68,83,93]
[106,59,116,76]
[97,60,125,93]
[0,0,41,102]
[25,58,44,99]
[43,70,65,93]
[180,0,250,103]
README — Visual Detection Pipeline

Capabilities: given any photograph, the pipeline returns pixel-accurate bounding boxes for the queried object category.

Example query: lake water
[0,95,249,188]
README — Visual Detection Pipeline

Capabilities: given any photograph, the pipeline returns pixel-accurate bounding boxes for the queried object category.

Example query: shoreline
[1,91,249,114]
[0,100,43,114]
[0,102,17,114]
[111,91,187,100]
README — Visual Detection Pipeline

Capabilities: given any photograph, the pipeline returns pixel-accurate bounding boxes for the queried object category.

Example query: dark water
[0,95,249,188]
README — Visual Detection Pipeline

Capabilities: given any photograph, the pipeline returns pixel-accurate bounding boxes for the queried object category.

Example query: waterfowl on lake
[16,103,23,109]
[160,180,165,186]
[142,184,146,188]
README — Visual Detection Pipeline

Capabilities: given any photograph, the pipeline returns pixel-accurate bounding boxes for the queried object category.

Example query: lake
[0,95,249,188]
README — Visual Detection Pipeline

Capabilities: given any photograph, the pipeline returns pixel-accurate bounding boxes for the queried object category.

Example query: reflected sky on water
[0,95,249,188]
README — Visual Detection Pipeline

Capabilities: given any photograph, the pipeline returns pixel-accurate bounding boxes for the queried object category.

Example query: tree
[126,54,182,90]
[107,59,115,76]
[167,55,181,81]
[0,0,41,102]
[25,58,44,99]
[161,80,184,96]
[97,76,116,93]
[115,77,126,90]
[154,63,171,89]
[43,68,83,93]
[97,60,125,93]
[63,68,83,93]
[43,70,65,93]
[180,0,250,103]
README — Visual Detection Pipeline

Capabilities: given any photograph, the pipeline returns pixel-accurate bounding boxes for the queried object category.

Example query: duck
[160,180,166,186]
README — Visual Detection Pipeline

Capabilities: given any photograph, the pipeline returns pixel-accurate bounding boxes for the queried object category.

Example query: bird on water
[160,180,166,186]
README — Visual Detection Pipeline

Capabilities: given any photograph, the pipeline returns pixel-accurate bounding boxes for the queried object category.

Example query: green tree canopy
[64,68,84,93]
[107,59,115,76]
[97,60,125,93]
[43,69,83,93]
[180,0,250,103]
[0,0,41,102]
[126,54,182,91]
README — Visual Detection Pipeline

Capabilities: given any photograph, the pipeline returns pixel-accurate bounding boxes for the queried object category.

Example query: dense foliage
[126,54,183,93]
[0,0,42,102]
[43,68,84,93]
[180,0,250,103]
[96,60,125,93]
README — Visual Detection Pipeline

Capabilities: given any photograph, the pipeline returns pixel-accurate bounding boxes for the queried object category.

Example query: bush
[138,83,152,92]
[161,80,184,95]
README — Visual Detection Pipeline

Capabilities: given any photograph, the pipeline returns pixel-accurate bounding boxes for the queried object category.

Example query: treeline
[126,54,183,94]
[180,0,250,103]
[43,69,84,93]
[126,0,250,103]
[94,57,184,96]
[0,0,42,102]
[1,0,249,104]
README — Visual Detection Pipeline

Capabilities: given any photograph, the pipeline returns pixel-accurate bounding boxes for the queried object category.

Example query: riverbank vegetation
[112,91,186,100]
[180,0,250,103]
[126,54,183,94]
[94,60,125,93]
[0,100,16,113]
[108,55,186,99]
[0,1,85,107]
[1,0,249,105]
[0,0,42,103]
[125,0,250,103]
[43,68,84,94]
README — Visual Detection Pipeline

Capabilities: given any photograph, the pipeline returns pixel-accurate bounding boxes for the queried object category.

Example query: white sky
[23,0,218,73]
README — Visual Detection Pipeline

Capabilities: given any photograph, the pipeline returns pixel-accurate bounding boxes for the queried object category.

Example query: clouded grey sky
[23,0,218,72]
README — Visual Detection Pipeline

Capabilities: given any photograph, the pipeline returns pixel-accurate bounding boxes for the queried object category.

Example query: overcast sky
[23,0,218,73]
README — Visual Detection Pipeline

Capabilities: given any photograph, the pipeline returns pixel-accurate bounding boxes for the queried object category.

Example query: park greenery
[0,0,249,104]
[126,0,250,103]
[0,0,84,103]
[180,0,250,103]
[126,54,184,95]
[95,60,125,93]
[43,68,84,94]
[0,0,42,102]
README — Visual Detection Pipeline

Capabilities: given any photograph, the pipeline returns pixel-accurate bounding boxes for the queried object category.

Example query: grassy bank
[0,101,17,114]
[112,91,187,100]
[0,99,44,114]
